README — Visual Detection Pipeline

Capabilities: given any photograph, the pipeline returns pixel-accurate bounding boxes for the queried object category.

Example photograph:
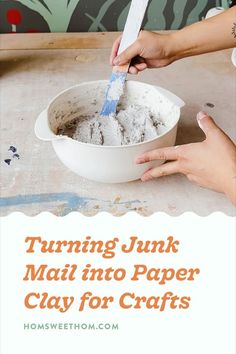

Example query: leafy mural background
[0,0,231,33]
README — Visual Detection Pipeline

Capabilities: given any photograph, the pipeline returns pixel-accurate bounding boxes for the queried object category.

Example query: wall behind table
[0,0,230,33]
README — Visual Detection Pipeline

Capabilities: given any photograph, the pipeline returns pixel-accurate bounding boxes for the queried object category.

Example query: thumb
[113,41,140,66]
[196,111,220,136]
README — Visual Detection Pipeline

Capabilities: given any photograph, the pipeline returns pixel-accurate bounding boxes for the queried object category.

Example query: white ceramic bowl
[35,80,185,183]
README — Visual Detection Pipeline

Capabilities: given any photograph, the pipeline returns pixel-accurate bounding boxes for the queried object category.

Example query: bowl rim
[46,80,181,150]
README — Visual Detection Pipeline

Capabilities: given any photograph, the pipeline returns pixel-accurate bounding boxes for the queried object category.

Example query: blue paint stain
[0,193,143,214]
[0,193,92,211]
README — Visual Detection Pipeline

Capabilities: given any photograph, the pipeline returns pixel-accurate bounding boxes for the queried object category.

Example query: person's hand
[110,30,176,75]
[110,7,236,75]
[136,112,236,204]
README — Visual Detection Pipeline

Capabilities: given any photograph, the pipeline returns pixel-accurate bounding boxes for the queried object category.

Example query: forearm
[169,7,236,60]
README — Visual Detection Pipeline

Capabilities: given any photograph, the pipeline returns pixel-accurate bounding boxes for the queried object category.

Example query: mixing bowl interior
[48,81,180,140]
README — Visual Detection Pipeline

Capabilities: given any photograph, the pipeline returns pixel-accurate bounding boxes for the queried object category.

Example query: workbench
[0,33,235,216]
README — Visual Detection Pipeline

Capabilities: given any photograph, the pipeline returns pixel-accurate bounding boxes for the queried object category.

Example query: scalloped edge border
[1,211,235,218]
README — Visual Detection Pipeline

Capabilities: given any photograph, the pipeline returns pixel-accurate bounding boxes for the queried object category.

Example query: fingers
[130,56,145,65]
[113,41,141,66]
[134,62,147,71]
[141,162,180,182]
[196,111,220,136]
[128,58,147,74]
[129,66,138,75]
[128,62,147,75]
[136,146,180,164]
[110,35,122,65]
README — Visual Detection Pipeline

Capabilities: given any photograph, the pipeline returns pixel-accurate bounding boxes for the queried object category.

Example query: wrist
[165,31,187,61]
[167,29,199,61]
[224,170,236,205]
